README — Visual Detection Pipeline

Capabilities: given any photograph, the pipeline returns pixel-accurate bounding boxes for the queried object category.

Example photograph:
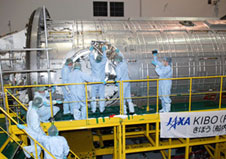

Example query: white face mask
[45,90,49,96]
[39,91,47,97]
[69,65,73,70]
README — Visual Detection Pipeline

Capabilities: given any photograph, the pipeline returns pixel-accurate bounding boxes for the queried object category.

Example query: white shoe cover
[73,109,81,120]
[128,102,134,113]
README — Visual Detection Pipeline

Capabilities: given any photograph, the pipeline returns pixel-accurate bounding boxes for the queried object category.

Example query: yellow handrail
[0,126,35,159]
[120,81,123,114]
[7,106,26,124]
[3,75,226,89]
[156,80,159,113]
[0,107,56,159]
[85,83,88,119]
[69,149,80,159]
[147,76,150,112]
[4,81,116,89]
[3,75,226,120]
[5,89,28,111]
[48,89,54,119]
[219,77,223,109]
[2,75,226,159]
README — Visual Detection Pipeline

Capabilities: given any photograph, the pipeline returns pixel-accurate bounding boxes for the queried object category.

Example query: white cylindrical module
[5,7,226,105]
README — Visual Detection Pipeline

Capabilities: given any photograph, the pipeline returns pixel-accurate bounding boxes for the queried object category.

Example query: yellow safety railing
[0,126,35,159]
[0,107,57,159]
[123,75,226,113]
[68,149,80,159]
[3,75,226,122]
[2,75,226,159]
[0,119,80,159]
[4,81,120,121]
[1,92,81,159]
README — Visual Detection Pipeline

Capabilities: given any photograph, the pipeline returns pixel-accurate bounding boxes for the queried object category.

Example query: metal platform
[0,75,226,158]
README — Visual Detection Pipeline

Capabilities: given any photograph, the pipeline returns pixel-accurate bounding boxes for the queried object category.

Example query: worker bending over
[17,123,69,159]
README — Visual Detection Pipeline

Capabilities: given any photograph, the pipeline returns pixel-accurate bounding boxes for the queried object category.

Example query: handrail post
[156,80,159,113]
[219,76,223,109]
[85,83,88,119]
[118,125,122,159]
[156,121,159,147]
[156,78,159,148]
[34,142,38,159]
[147,76,150,112]
[189,78,192,112]
[5,89,28,111]
[119,81,121,115]
[120,81,124,115]
[4,88,10,132]
[122,124,126,159]
[0,107,57,159]
[49,86,54,118]
[0,127,34,157]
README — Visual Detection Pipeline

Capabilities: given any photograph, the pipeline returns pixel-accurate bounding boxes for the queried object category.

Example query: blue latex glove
[102,80,107,85]
[17,124,26,130]
[43,101,49,107]
[64,157,67,159]
[102,46,107,52]
[115,83,119,86]
[115,48,120,53]
[51,86,56,93]
[89,46,94,51]
[56,100,63,104]
[152,61,157,66]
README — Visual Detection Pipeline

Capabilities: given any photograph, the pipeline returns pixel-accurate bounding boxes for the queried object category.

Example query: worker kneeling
[34,87,61,122]
[17,123,69,159]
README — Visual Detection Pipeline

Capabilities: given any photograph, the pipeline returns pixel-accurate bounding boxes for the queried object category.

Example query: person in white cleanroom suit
[17,124,69,159]
[151,50,173,113]
[89,45,107,113]
[61,58,73,114]
[68,62,101,120]
[25,97,45,159]
[34,87,61,122]
[114,51,135,115]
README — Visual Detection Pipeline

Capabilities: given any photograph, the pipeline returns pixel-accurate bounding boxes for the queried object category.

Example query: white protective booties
[128,102,134,113]
[123,105,127,115]
[165,104,171,112]
[91,97,96,113]
[73,109,81,120]
[159,109,165,113]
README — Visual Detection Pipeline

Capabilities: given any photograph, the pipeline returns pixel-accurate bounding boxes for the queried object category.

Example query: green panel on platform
[0,118,8,149]
[0,133,7,149]
[2,142,18,159]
